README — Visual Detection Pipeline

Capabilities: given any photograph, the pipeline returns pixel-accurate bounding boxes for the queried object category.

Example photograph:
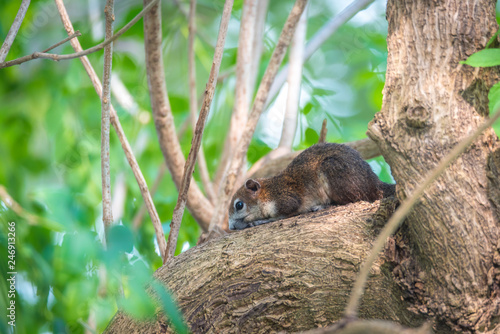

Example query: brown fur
[229,143,395,230]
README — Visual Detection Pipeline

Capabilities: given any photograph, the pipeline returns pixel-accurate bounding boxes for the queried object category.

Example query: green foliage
[0,0,395,332]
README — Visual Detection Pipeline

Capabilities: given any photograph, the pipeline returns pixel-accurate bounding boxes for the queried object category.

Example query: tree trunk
[367,0,500,332]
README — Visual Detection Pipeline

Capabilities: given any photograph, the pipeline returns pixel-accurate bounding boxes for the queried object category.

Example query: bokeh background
[1,0,499,333]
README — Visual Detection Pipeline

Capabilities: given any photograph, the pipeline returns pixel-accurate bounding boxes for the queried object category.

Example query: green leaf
[151,282,189,334]
[461,49,500,67]
[489,82,500,113]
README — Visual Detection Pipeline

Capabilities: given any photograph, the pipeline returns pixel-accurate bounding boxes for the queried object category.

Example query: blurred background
[1,0,499,333]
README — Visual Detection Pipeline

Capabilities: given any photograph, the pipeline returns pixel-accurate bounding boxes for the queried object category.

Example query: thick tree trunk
[367,0,500,332]
[105,200,425,333]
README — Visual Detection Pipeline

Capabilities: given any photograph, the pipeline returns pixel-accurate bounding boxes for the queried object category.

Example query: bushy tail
[379,182,396,198]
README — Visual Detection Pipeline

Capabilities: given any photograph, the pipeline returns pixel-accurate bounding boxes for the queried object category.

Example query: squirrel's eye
[235,201,244,211]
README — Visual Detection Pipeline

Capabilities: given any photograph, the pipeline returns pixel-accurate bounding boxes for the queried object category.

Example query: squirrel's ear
[245,179,261,192]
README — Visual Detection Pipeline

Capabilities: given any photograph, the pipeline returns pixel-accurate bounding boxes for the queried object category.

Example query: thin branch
[344,108,500,318]
[266,0,375,107]
[278,5,307,150]
[248,0,269,98]
[187,0,216,204]
[0,0,160,69]
[101,0,115,243]
[214,0,258,196]
[209,0,309,231]
[55,0,168,262]
[42,31,82,52]
[0,0,31,63]
[318,119,328,143]
[132,162,167,230]
[0,31,82,69]
[166,0,234,261]
[143,0,214,231]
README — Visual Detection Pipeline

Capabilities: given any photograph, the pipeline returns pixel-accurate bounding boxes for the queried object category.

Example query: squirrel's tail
[379,182,396,198]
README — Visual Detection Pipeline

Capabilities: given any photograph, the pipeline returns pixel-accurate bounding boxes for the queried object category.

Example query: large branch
[104,200,425,333]
[143,0,213,231]
[101,0,115,243]
[0,0,160,69]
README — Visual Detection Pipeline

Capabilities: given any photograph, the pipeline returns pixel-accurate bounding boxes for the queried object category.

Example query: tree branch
[318,119,328,143]
[132,162,167,230]
[101,0,115,243]
[0,31,82,69]
[166,0,234,261]
[0,0,30,63]
[0,0,160,69]
[143,0,214,231]
[209,0,309,231]
[55,0,167,262]
[344,107,500,318]
[265,0,375,107]
[278,5,307,150]
[187,0,216,204]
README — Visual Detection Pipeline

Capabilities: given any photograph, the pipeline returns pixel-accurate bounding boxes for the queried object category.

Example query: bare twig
[55,0,168,262]
[42,31,82,53]
[187,0,216,204]
[101,0,115,243]
[344,108,500,318]
[209,0,309,231]
[0,31,82,69]
[266,0,375,107]
[0,0,31,63]
[214,0,258,195]
[318,119,328,143]
[172,0,215,48]
[143,0,214,231]
[302,319,432,334]
[166,0,234,261]
[248,0,269,98]
[278,6,307,150]
[0,0,160,69]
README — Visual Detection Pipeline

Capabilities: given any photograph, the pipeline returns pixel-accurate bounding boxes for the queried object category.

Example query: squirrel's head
[228,178,270,230]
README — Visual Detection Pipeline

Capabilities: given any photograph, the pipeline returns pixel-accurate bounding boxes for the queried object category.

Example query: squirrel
[228,143,395,230]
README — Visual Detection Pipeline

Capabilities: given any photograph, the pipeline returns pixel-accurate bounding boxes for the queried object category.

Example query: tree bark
[367,0,500,332]
[105,200,426,333]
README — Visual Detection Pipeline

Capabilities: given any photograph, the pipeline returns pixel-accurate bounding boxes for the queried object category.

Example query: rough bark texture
[105,200,425,333]
[367,0,500,332]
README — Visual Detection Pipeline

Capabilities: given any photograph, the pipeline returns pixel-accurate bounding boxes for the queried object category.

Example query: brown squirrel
[228,143,395,230]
